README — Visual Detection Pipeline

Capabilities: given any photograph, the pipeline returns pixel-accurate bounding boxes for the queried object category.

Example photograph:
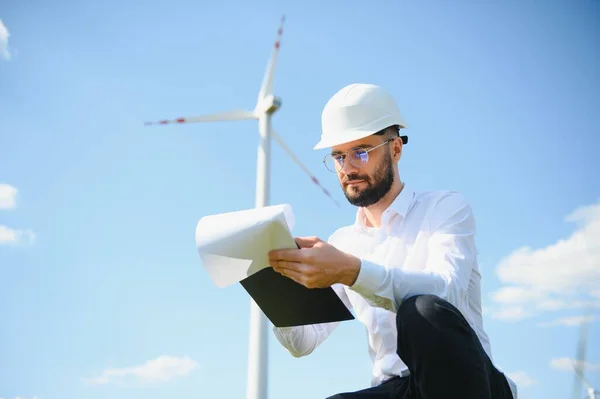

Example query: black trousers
[326,294,513,399]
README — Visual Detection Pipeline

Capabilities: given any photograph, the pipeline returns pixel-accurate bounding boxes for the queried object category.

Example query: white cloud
[489,200,600,321]
[506,371,537,388]
[550,357,600,372]
[0,184,35,246]
[83,355,198,386]
[0,225,35,245]
[0,184,18,210]
[538,315,597,327]
[0,19,11,61]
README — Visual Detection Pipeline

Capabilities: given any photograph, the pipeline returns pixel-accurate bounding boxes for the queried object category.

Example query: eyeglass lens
[325,149,368,172]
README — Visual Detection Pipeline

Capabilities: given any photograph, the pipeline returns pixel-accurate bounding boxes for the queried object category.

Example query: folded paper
[195,204,297,288]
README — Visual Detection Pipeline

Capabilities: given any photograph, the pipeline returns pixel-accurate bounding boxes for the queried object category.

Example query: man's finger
[271,260,308,274]
[294,236,322,248]
[268,248,306,263]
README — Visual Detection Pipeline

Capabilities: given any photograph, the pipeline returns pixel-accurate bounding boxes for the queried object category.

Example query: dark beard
[342,152,394,207]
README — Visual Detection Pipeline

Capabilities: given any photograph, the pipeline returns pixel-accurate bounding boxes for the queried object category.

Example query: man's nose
[341,159,358,174]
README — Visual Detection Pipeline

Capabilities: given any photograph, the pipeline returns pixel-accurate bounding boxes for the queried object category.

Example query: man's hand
[268,236,361,289]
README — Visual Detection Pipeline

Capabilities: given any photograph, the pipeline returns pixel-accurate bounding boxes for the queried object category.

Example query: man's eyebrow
[331,144,373,155]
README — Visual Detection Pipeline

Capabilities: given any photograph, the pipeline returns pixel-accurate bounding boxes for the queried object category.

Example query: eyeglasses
[323,139,394,173]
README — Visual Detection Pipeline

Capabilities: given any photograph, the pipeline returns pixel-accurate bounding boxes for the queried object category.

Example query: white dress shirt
[273,185,517,398]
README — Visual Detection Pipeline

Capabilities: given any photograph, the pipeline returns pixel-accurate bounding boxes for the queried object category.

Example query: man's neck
[362,181,405,228]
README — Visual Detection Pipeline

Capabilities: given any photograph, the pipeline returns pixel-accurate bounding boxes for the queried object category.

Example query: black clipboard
[239,245,355,328]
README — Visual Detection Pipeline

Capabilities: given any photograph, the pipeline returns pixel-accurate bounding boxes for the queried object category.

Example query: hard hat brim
[313,130,408,150]
[313,129,378,150]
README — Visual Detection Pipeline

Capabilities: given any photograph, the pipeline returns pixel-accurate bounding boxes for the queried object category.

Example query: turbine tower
[144,15,339,399]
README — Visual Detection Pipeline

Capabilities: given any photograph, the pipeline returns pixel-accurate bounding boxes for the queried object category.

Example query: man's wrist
[339,254,361,286]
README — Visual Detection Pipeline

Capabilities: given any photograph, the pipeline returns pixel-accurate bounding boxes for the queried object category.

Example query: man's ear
[393,138,403,161]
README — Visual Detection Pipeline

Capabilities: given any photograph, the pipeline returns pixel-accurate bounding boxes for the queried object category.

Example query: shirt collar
[354,184,416,231]
[388,184,416,219]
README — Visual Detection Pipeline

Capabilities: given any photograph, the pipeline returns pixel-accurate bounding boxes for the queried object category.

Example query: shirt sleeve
[272,283,352,357]
[349,191,477,313]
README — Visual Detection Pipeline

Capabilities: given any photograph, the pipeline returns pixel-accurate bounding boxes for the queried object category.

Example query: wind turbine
[571,313,598,399]
[573,365,598,399]
[144,15,339,399]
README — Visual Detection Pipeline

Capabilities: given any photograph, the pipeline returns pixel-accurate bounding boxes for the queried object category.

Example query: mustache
[343,174,369,184]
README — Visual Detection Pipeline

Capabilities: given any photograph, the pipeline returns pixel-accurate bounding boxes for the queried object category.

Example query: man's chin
[344,188,365,201]
[345,186,363,196]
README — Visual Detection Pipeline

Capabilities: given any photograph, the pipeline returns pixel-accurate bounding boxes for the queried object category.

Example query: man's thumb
[294,236,322,248]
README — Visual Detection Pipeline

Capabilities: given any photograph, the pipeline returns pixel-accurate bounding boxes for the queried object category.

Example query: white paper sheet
[195,204,297,288]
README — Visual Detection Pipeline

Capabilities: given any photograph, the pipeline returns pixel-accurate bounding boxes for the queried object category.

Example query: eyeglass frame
[322,137,396,173]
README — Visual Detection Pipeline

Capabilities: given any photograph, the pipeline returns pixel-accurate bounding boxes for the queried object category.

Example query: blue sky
[1,1,599,398]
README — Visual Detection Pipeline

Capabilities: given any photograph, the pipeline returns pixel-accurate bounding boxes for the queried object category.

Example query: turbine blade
[573,362,594,391]
[256,15,285,103]
[571,311,591,399]
[145,110,256,126]
[272,129,340,208]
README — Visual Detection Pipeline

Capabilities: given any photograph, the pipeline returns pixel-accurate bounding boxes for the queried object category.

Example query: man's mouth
[345,179,365,187]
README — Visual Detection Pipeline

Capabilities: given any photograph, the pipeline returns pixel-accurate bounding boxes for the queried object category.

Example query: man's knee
[396,294,460,335]
[397,294,442,320]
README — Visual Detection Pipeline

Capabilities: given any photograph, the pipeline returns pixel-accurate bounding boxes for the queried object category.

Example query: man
[268,83,517,398]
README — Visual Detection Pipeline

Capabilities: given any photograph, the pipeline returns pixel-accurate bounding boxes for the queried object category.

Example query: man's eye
[352,150,367,158]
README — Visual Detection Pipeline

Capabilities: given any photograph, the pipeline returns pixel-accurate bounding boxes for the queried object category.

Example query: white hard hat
[313,83,408,150]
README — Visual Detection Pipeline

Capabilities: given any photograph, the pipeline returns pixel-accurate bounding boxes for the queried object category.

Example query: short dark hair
[374,125,408,144]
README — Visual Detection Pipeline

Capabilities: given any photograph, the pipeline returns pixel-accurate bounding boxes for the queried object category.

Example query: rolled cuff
[350,259,396,312]
[351,259,386,293]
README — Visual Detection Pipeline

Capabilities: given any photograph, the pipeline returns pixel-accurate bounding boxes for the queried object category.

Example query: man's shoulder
[412,188,473,215]
[412,188,475,230]
[414,188,470,207]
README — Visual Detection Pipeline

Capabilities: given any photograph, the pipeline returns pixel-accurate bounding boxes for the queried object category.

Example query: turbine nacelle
[255,94,282,116]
